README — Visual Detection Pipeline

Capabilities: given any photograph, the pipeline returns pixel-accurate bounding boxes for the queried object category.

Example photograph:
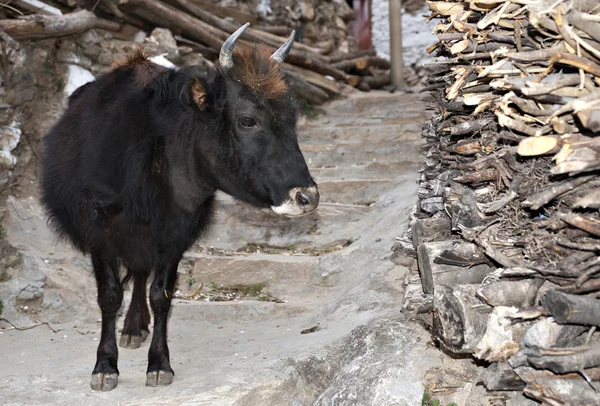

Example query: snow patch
[64,64,95,97]
[149,54,178,69]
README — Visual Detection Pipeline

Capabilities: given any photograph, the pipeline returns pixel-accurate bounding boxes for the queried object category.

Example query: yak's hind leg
[120,271,151,349]
[146,258,180,386]
[90,251,123,391]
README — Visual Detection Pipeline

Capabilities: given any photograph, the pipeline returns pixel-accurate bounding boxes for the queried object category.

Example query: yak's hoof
[119,330,149,349]
[146,370,174,387]
[90,372,119,391]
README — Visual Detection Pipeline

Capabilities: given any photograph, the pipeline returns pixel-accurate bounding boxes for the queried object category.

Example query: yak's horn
[219,23,250,70]
[270,30,295,65]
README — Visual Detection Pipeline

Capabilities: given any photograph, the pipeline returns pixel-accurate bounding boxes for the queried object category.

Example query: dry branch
[0,10,120,39]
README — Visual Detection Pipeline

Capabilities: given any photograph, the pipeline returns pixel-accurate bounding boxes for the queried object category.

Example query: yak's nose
[295,186,319,212]
[270,185,319,217]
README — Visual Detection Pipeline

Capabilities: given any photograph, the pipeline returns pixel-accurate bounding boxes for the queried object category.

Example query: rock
[97,48,115,66]
[76,30,103,48]
[57,49,92,70]
[0,240,22,282]
[239,318,435,405]
[147,28,177,51]
[13,254,47,304]
[42,290,63,310]
[4,87,36,106]
[300,1,314,21]
[0,120,21,169]
[133,30,147,44]
[81,44,103,61]
[179,53,214,69]
[32,48,49,65]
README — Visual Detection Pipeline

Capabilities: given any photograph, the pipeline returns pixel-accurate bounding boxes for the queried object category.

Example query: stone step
[317,179,393,205]
[316,92,428,116]
[310,161,421,181]
[179,253,329,302]
[301,140,423,167]
[299,115,427,134]
[298,124,423,144]
[195,192,370,251]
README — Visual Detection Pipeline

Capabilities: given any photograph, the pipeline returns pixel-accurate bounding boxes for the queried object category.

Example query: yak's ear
[191,78,209,110]
[179,77,210,111]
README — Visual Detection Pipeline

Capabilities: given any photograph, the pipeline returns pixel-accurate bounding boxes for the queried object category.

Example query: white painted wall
[371,1,437,70]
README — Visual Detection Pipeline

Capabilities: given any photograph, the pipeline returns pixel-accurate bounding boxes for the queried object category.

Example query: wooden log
[481,362,525,391]
[541,290,600,326]
[515,366,600,404]
[417,240,493,294]
[454,168,499,184]
[174,35,219,60]
[282,63,340,95]
[328,49,377,63]
[171,0,325,56]
[281,70,329,106]
[432,284,491,354]
[418,196,445,214]
[283,52,353,83]
[411,215,453,248]
[522,317,588,349]
[128,0,227,49]
[574,189,600,209]
[477,279,536,308]
[521,175,595,210]
[0,10,120,40]
[526,345,600,373]
[332,57,368,72]
[362,72,391,90]
[559,213,600,238]
[13,0,62,15]
[517,136,561,157]
[252,25,293,37]
[183,0,258,26]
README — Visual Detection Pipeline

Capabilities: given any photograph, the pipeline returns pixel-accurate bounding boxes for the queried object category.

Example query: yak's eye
[239,116,257,129]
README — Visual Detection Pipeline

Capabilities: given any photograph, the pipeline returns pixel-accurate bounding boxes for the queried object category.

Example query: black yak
[41,23,319,391]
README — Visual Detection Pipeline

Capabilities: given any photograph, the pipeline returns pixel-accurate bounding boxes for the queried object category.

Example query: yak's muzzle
[270,186,319,217]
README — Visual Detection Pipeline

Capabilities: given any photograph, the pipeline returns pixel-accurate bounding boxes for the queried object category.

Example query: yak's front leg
[90,252,123,391]
[146,260,179,386]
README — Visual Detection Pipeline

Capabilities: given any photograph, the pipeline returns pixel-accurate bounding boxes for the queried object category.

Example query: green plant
[422,391,457,406]
[186,277,196,288]
[241,283,266,297]
[0,299,4,318]
[301,103,319,120]
[53,77,65,92]
[43,59,52,74]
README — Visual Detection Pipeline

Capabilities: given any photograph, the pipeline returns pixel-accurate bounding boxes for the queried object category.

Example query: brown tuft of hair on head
[110,47,168,87]
[232,45,287,99]
[110,47,148,70]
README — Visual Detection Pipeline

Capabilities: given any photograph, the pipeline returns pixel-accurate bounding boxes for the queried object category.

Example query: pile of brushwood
[410,0,600,403]
[0,0,393,105]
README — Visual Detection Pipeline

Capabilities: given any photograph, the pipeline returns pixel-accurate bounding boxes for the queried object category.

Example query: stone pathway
[0,91,443,405]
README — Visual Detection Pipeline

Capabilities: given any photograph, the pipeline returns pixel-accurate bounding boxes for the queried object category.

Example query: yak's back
[41,50,169,252]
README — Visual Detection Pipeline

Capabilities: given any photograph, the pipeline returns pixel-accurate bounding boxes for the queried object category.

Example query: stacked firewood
[0,0,393,105]
[411,0,600,403]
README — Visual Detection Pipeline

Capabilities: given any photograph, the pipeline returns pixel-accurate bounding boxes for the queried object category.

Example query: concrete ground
[0,91,444,405]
